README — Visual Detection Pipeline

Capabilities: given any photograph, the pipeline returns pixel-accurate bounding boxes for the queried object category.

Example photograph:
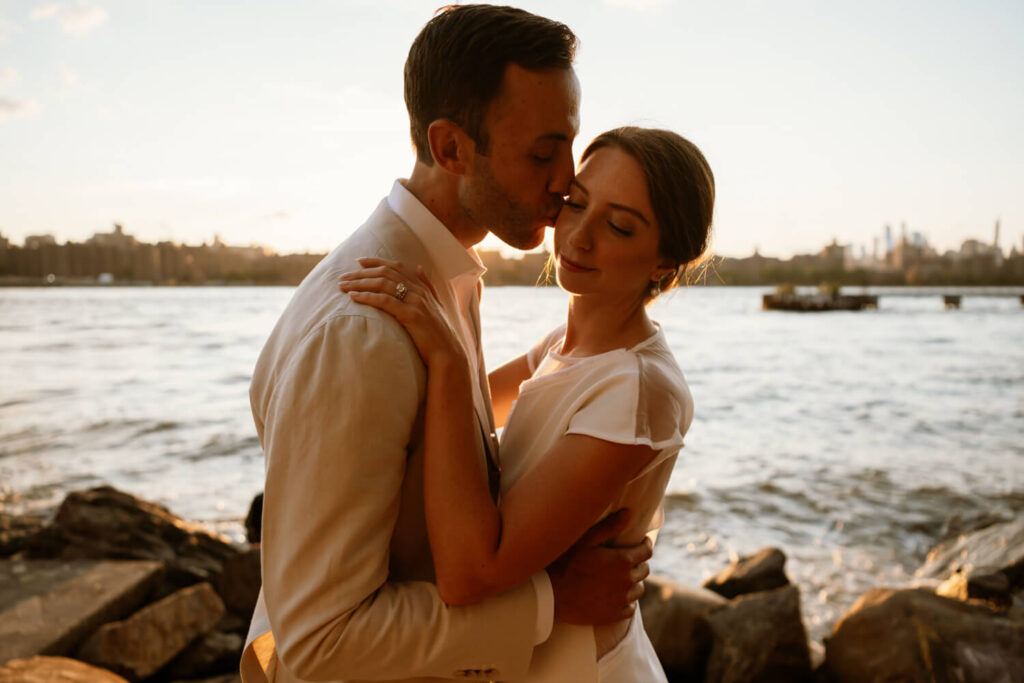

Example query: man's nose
[547,148,575,197]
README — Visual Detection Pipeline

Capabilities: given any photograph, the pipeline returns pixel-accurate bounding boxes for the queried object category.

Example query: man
[241,6,651,682]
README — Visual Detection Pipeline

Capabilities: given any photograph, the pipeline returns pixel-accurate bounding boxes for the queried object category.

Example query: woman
[339,127,713,681]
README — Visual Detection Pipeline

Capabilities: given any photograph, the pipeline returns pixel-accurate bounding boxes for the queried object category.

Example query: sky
[1,0,1022,259]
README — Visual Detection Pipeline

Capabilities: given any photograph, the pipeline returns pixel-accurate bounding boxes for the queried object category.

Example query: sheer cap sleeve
[564,347,693,477]
[526,324,568,374]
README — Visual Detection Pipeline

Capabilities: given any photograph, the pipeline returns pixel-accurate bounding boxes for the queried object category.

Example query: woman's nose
[566,217,591,250]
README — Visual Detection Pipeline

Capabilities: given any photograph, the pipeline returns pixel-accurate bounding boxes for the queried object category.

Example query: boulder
[824,587,1024,682]
[215,545,260,616]
[0,655,128,682]
[703,546,790,599]
[25,486,239,589]
[638,576,727,680]
[245,493,263,544]
[0,559,163,664]
[916,516,1024,591]
[0,512,48,557]
[77,581,226,680]
[706,584,812,682]
[937,568,1014,607]
[160,630,245,680]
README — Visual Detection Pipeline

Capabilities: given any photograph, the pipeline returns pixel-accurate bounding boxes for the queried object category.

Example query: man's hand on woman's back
[547,509,652,625]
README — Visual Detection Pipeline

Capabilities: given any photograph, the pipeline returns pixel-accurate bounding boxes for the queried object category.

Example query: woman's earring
[649,280,661,298]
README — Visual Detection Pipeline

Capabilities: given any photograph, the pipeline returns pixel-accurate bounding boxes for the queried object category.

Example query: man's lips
[558,254,595,273]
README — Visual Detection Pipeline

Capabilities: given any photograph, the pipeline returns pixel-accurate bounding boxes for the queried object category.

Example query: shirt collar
[387,180,485,284]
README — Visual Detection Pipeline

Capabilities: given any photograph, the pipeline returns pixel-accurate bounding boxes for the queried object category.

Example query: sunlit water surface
[2,285,1022,643]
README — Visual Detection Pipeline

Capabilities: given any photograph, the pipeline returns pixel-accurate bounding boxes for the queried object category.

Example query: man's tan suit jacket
[240,199,539,682]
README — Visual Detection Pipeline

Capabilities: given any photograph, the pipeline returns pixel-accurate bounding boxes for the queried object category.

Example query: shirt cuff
[530,571,554,645]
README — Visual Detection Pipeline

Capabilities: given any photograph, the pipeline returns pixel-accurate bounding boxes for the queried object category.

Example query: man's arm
[257,313,538,681]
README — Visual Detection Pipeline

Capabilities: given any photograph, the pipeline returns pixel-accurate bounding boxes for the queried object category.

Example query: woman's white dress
[499,324,694,682]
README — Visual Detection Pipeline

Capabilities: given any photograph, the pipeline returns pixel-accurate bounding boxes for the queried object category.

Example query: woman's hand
[338,257,467,369]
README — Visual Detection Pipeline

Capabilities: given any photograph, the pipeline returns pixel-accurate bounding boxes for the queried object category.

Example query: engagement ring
[394,282,408,301]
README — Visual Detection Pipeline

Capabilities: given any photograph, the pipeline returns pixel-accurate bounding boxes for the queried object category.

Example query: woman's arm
[487,354,530,429]
[425,360,658,605]
[339,258,658,605]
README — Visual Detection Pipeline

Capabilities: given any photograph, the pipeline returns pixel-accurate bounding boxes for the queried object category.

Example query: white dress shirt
[387,180,554,645]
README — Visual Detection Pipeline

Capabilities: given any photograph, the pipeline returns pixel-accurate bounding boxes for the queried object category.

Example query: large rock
[77,581,226,680]
[0,559,163,665]
[0,655,129,682]
[638,576,727,680]
[703,546,790,599]
[160,630,245,680]
[26,486,239,589]
[0,512,48,557]
[215,545,260,616]
[917,516,1024,589]
[824,587,1024,682]
[705,584,812,682]
[937,568,1014,607]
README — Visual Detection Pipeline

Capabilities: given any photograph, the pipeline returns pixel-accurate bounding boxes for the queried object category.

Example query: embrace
[241,5,714,682]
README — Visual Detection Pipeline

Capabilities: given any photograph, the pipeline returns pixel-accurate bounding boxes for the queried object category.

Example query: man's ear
[426,119,475,175]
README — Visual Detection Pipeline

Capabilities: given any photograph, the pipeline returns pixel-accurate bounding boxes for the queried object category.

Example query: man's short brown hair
[404,4,577,164]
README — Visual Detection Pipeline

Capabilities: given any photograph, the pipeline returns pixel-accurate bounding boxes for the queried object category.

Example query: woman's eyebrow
[608,202,650,226]
[569,178,589,195]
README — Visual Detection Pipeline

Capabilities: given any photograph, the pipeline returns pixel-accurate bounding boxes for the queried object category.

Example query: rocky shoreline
[1,486,1021,682]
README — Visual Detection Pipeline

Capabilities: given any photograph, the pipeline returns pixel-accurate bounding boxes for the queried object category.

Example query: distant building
[88,223,136,250]
[25,234,58,249]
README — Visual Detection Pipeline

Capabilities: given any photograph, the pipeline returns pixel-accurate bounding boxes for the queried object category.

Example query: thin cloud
[0,66,16,86]
[0,97,40,122]
[57,64,77,86]
[31,1,108,36]
[30,4,61,20]
[0,17,23,42]
[604,0,670,8]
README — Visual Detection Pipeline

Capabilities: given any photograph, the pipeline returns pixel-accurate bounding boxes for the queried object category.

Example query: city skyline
[2,1,1022,258]
[4,219,1020,289]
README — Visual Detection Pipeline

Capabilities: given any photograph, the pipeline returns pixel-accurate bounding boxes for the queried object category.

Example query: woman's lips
[558,254,595,273]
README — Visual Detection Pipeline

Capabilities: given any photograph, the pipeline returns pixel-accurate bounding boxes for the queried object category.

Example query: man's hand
[547,509,652,625]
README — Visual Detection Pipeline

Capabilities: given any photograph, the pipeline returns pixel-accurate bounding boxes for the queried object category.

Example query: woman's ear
[651,262,678,284]
[426,119,475,175]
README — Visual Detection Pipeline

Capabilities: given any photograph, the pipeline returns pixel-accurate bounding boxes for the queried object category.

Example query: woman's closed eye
[608,221,633,237]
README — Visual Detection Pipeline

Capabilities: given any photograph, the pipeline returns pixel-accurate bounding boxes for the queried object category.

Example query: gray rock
[917,516,1024,591]
[706,584,812,682]
[161,630,245,680]
[638,576,727,680]
[214,545,260,616]
[0,559,163,665]
[26,486,239,589]
[824,587,1024,682]
[77,581,226,680]
[0,655,129,682]
[703,546,790,599]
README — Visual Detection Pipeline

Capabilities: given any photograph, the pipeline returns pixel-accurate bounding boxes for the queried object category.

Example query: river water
[1,285,1021,643]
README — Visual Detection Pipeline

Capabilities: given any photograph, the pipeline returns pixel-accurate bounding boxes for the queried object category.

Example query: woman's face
[554,145,670,302]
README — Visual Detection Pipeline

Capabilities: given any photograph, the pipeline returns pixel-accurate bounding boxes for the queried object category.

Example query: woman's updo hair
[580,126,714,298]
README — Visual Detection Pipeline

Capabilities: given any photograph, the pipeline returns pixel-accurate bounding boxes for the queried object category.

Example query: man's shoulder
[251,200,426,385]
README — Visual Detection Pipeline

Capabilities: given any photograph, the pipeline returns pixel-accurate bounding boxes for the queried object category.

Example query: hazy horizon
[2,0,1022,259]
